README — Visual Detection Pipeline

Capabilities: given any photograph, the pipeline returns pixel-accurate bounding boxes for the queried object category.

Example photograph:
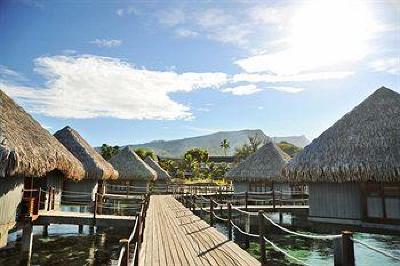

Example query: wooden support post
[50,187,55,210]
[37,188,41,212]
[227,203,232,241]
[245,191,248,211]
[120,239,129,266]
[78,225,83,234]
[210,197,214,227]
[47,187,51,211]
[42,224,48,237]
[258,210,266,266]
[98,193,103,215]
[272,183,276,210]
[21,216,33,265]
[279,212,283,224]
[93,193,98,220]
[342,231,355,266]
[244,212,250,249]
[192,194,195,211]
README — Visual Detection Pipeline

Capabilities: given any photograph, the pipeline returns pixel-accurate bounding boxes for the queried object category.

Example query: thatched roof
[284,87,400,183]
[109,146,157,181]
[144,156,171,181]
[54,126,119,180]
[225,141,290,182]
[0,90,85,179]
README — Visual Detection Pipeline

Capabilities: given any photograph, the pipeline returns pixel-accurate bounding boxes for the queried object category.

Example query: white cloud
[196,107,211,112]
[90,39,122,48]
[249,5,292,25]
[116,6,137,16]
[269,86,304,94]
[236,1,383,75]
[369,57,400,75]
[62,49,77,55]
[175,28,198,38]
[0,65,26,81]
[2,55,228,120]
[222,84,262,96]
[158,8,186,26]
[233,71,354,83]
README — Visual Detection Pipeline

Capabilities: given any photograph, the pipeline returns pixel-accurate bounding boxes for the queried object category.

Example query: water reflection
[197,210,400,266]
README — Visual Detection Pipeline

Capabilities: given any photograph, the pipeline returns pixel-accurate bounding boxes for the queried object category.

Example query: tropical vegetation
[100,144,120,160]
[277,141,302,157]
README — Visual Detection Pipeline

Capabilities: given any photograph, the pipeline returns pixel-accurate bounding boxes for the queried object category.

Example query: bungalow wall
[45,172,64,211]
[63,179,98,204]
[0,176,24,248]
[309,183,362,220]
[233,181,290,194]
[107,180,150,194]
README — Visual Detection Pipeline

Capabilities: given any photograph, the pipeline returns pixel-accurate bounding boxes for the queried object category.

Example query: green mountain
[126,130,309,158]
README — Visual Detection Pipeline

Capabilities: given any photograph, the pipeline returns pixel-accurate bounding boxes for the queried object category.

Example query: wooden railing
[117,194,150,266]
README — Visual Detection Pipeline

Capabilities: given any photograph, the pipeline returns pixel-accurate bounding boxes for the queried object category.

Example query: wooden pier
[34,210,136,227]
[139,195,260,266]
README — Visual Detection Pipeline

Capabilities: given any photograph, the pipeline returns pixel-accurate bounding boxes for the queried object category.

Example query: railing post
[342,231,355,266]
[245,191,248,211]
[47,187,51,211]
[272,188,276,210]
[192,194,196,211]
[120,239,129,266]
[210,197,214,227]
[37,188,41,213]
[258,210,266,266]
[93,193,98,220]
[227,203,232,241]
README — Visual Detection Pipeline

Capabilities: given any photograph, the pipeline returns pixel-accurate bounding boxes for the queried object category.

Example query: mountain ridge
[123,129,310,158]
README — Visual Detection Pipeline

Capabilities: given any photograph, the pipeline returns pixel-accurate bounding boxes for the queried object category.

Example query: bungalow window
[364,184,400,223]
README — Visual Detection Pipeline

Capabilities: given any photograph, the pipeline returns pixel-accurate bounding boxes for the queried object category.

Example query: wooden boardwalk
[139,195,260,266]
[34,211,136,227]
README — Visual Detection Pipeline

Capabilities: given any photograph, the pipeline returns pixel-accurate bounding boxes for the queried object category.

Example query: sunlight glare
[285,0,379,74]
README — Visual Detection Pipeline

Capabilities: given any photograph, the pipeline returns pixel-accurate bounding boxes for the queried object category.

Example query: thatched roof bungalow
[225,142,291,193]
[0,90,85,247]
[144,156,171,183]
[109,147,157,193]
[54,126,119,200]
[284,87,400,227]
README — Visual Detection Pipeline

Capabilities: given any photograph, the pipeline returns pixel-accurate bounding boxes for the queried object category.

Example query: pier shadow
[186,225,211,235]
[197,239,230,257]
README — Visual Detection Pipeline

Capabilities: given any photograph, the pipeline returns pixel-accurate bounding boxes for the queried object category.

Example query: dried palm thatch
[225,141,290,182]
[0,90,85,179]
[284,87,400,183]
[54,126,119,180]
[109,146,157,181]
[144,156,171,181]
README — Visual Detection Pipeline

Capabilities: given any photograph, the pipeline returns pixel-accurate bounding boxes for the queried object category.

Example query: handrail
[116,194,149,266]
[178,191,369,265]
[262,213,342,240]
[117,246,126,266]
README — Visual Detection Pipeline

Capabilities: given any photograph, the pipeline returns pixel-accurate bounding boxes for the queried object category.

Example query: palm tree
[220,139,230,156]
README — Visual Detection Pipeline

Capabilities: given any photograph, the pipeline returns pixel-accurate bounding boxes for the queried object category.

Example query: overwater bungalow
[225,141,292,193]
[0,90,85,248]
[144,156,171,187]
[108,147,157,193]
[54,126,119,204]
[285,87,400,229]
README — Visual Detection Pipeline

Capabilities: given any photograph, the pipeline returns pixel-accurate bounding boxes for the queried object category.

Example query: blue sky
[0,0,399,146]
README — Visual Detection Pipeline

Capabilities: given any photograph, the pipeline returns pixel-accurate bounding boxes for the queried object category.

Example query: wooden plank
[140,195,260,266]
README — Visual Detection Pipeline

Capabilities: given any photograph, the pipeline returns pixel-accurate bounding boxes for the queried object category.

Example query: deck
[139,195,260,266]
[34,211,136,227]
